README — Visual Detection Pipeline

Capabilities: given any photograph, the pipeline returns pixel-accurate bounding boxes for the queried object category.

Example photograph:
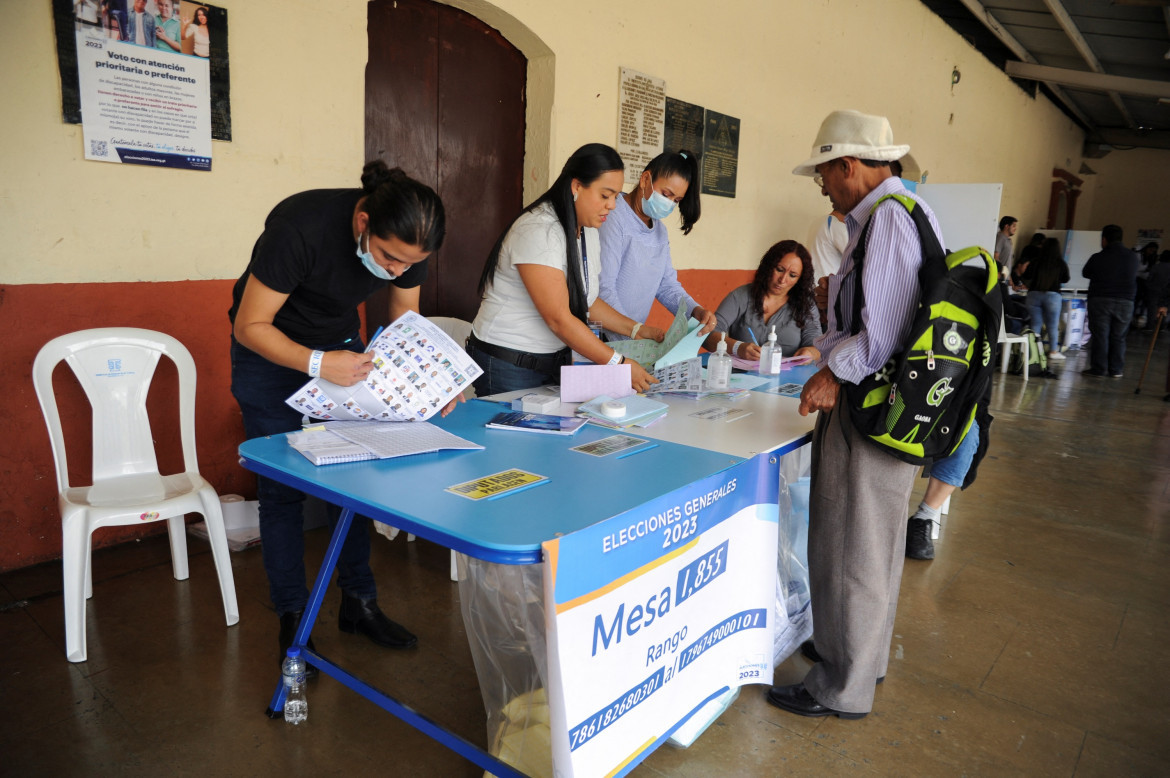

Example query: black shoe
[339,594,418,649]
[906,517,935,560]
[278,611,319,679]
[1081,369,1106,377]
[800,640,822,664]
[765,683,866,719]
[797,640,884,683]
[1163,393,1170,402]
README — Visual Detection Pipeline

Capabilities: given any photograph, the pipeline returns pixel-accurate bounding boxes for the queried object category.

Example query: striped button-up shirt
[815,176,943,384]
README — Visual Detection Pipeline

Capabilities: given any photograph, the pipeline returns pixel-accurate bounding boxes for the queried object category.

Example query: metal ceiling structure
[919,0,1170,153]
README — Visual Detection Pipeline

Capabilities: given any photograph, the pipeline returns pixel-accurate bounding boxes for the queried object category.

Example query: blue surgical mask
[641,186,676,221]
[357,231,397,281]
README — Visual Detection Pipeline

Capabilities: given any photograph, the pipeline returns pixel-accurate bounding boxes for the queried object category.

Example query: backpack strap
[837,193,944,336]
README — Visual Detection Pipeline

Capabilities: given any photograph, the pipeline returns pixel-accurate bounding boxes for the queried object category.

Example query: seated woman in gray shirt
[702,239,822,361]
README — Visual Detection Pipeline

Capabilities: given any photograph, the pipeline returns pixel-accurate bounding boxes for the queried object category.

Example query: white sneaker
[1048,351,1065,361]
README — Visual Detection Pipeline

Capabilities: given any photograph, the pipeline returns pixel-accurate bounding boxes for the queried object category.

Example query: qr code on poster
[90,139,108,157]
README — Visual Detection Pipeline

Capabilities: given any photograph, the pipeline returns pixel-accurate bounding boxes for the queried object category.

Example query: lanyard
[579,233,589,297]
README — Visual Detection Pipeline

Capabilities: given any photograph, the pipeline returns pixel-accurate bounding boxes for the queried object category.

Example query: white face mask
[356,231,397,281]
[641,181,676,221]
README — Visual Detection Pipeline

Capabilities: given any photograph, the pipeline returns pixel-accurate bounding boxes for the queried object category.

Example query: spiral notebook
[288,421,482,466]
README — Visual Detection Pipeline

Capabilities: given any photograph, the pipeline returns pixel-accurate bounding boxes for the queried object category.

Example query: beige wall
[1086,148,1170,248]
[1,0,1105,285]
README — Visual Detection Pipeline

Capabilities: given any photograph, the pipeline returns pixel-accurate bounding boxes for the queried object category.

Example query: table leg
[266,505,355,718]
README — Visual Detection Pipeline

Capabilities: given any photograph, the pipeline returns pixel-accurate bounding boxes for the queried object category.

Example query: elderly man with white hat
[766,109,943,720]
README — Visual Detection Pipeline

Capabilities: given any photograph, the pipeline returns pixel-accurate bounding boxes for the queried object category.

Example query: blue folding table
[238,398,745,776]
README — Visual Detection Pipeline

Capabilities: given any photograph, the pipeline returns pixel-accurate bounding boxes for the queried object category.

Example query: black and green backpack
[838,194,1002,466]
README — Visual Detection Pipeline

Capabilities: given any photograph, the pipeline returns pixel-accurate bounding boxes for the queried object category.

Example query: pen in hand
[746,327,760,346]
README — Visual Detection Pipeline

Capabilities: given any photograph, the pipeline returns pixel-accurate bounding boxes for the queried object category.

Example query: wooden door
[364,0,526,327]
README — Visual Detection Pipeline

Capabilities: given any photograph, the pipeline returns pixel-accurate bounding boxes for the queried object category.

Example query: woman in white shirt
[182,5,209,57]
[470,143,661,395]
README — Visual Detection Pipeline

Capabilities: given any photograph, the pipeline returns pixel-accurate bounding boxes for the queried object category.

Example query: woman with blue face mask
[229,160,447,671]
[597,150,718,341]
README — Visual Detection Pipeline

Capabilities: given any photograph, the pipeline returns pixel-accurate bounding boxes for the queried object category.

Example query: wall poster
[53,0,232,148]
[701,109,740,198]
[617,68,666,186]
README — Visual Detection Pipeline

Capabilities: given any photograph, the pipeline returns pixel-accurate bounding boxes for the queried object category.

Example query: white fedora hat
[793,109,911,177]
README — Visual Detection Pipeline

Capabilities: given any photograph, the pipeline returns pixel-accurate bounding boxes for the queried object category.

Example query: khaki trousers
[802,404,917,714]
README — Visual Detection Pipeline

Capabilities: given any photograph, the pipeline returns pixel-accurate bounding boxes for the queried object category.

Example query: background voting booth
[241,372,819,777]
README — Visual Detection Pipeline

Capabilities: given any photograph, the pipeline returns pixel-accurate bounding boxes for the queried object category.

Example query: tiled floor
[3,336,1169,777]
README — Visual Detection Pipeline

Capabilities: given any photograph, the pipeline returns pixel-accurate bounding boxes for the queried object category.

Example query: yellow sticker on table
[445,469,548,501]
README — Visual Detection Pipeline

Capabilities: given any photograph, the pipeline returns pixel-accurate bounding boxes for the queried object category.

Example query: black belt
[467,334,570,374]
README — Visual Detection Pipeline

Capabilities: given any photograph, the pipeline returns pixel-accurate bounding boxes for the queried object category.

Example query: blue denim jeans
[467,341,560,396]
[230,336,376,616]
[1087,297,1134,375]
[930,418,980,488]
[1026,291,1063,354]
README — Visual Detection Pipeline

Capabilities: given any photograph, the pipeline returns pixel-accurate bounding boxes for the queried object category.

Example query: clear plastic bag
[456,554,554,778]
[773,446,813,664]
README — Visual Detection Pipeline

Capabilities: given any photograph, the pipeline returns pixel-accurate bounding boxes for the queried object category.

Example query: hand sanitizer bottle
[708,333,732,389]
[759,325,783,375]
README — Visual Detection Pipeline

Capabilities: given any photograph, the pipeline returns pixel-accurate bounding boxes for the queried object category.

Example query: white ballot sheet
[286,312,483,422]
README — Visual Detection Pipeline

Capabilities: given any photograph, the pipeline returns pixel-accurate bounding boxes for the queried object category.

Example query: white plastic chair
[374,316,474,582]
[32,328,240,662]
[998,312,1029,381]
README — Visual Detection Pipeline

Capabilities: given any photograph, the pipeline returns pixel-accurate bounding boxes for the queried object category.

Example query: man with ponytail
[229,161,447,670]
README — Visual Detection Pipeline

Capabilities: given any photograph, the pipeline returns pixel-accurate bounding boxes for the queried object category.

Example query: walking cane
[1134,310,1165,395]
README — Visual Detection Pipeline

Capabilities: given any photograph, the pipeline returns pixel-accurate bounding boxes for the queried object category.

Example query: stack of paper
[485,411,588,436]
[576,395,668,429]
[730,353,814,372]
[287,421,482,466]
[643,357,750,400]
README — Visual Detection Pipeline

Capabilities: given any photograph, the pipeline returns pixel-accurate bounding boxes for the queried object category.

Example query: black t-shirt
[228,188,429,346]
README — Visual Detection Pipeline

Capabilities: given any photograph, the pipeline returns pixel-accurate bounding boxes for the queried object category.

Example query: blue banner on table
[542,455,778,777]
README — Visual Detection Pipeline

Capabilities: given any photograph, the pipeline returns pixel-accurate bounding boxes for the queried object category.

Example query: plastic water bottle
[759,325,783,375]
[282,648,308,725]
[708,334,732,389]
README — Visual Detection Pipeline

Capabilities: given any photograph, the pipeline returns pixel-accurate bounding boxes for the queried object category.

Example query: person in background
[1012,232,1045,292]
[598,150,717,342]
[469,143,660,396]
[124,0,154,47]
[1082,224,1139,378]
[154,0,180,51]
[182,5,210,57]
[101,0,127,40]
[1021,237,1070,363]
[701,239,822,362]
[811,210,849,281]
[1145,250,1170,332]
[1134,242,1159,328]
[994,216,1018,281]
[767,109,939,721]
[230,161,448,670]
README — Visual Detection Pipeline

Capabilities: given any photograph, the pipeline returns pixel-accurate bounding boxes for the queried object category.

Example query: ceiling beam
[1004,61,1170,99]
[954,0,1096,129]
[1042,0,1136,128]
[1096,127,1170,150]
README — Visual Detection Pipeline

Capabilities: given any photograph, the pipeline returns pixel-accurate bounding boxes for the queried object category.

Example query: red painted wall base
[2,269,751,572]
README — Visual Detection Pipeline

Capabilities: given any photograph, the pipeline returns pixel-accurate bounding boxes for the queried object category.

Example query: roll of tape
[601,400,626,418]
[219,494,246,530]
